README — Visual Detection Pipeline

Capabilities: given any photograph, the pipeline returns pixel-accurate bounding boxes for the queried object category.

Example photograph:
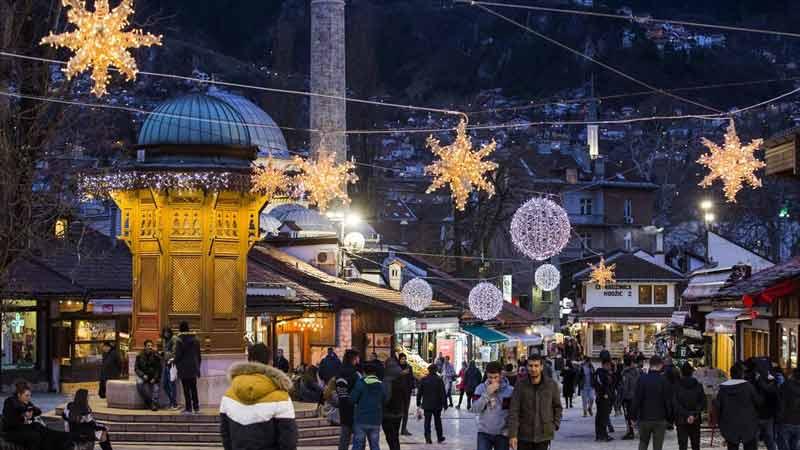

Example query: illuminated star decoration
[588,257,616,289]
[425,118,498,211]
[697,120,765,203]
[292,151,358,212]
[40,0,162,96]
[250,158,289,201]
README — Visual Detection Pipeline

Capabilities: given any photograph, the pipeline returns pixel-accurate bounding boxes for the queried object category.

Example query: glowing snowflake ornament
[589,258,616,289]
[468,282,504,321]
[251,158,289,200]
[697,120,765,203]
[535,264,561,292]
[510,197,571,261]
[425,118,498,211]
[401,278,433,312]
[40,0,162,97]
[292,151,358,212]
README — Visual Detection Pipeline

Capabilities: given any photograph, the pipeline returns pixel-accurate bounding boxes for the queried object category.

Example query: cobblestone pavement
[113,394,727,450]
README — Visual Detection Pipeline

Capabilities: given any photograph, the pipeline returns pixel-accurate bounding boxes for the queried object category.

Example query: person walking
[134,339,162,411]
[351,364,385,450]
[673,362,705,450]
[382,355,404,450]
[633,355,674,450]
[441,356,457,407]
[417,364,448,444]
[471,361,514,450]
[578,357,596,417]
[620,356,642,440]
[508,355,562,450]
[397,353,415,436]
[779,367,800,450]
[275,348,290,373]
[464,361,483,410]
[63,389,113,450]
[750,359,780,450]
[504,364,518,387]
[715,362,763,450]
[599,345,611,363]
[160,327,180,410]
[219,347,298,450]
[98,341,122,400]
[337,349,361,450]
[456,361,468,409]
[174,321,202,414]
[594,358,614,442]
[319,348,342,384]
[560,360,577,408]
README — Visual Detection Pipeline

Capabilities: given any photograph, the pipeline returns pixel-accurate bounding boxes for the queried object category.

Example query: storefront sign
[89,299,132,315]
[437,338,455,362]
[503,275,512,302]
[10,313,24,333]
[596,284,632,297]
[706,318,735,334]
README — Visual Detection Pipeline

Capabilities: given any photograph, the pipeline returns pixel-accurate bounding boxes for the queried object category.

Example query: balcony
[569,213,605,226]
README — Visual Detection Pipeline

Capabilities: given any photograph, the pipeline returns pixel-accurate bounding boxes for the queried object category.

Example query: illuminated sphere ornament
[402,278,433,312]
[535,264,561,292]
[510,197,571,261]
[468,282,504,321]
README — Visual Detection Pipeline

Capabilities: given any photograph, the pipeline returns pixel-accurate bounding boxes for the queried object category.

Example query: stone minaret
[310,0,347,162]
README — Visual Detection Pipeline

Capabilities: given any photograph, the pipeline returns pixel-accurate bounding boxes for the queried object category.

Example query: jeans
[163,366,177,407]
[639,420,667,450]
[446,381,454,406]
[727,439,758,450]
[181,377,199,412]
[424,409,444,442]
[582,388,595,412]
[338,424,353,450]
[382,417,401,450]
[518,441,551,450]
[761,419,779,450]
[400,395,411,432]
[352,424,381,450]
[677,422,701,450]
[781,424,800,450]
[136,381,160,408]
[595,397,611,439]
[98,378,107,399]
[478,432,509,450]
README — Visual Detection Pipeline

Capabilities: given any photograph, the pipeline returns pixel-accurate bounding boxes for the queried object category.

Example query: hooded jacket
[779,377,800,425]
[135,349,162,383]
[470,376,515,436]
[714,379,762,445]
[219,362,298,450]
[336,362,361,426]
[352,375,384,426]
[383,358,405,420]
[632,370,672,422]
[174,332,202,379]
[673,376,706,424]
[508,375,562,443]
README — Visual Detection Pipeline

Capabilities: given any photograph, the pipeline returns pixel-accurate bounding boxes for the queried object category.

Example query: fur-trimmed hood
[220,361,295,426]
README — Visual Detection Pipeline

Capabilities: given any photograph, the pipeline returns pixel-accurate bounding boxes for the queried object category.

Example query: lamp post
[327,210,361,276]
[700,200,715,264]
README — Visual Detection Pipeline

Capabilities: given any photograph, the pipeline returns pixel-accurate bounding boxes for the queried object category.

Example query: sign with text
[595,284,633,297]
[503,275,513,302]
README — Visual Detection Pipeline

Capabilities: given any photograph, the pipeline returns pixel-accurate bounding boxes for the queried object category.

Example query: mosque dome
[265,204,336,234]
[137,94,251,147]
[208,88,290,159]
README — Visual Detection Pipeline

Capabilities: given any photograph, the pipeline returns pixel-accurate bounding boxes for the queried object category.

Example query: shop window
[644,324,658,351]
[592,326,605,351]
[73,320,116,365]
[780,326,798,369]
[1,310,37,369]
[639,285,653,304]
[654,285,668,305]
[611,324,624,353]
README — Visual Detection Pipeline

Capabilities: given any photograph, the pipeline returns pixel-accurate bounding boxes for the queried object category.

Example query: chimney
[654,230,665,266]
[310,0,347,163]
[593,156,605,179]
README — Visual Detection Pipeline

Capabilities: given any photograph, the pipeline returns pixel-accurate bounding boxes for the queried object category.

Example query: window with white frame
[624,199,633,220]
[579,198,593,215]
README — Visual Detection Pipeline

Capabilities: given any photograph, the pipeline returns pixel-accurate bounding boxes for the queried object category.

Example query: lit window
[55,218,68,239]
[1,310,37,369]
[654,285,668,304]
[638,285,653,305]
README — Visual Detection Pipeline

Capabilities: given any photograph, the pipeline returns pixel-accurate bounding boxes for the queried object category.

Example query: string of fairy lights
[7,0,798,319]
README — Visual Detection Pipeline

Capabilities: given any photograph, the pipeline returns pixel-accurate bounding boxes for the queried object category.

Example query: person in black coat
[463,361,482,410]
[715,362,763,450]
[174,321,202,414]
[778,367,800,450]
[561,360,577,408]
[382,356,405,450]
[673,362,706,450]
[275,348,290,373]
[746,358,779,450]
[2,380,77,450]
[319,348,342,384]
[336,349,361,450]
[417,364,448,444]
[632,355,673,450]
[135,339,162,411]
[99,341,122,399]
[63,389,113,450]
[594,358,615,442]
[397,353,416,436]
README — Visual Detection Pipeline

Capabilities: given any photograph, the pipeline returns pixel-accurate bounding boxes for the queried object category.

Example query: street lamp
[700,200,713,211]
[699,200,715,264]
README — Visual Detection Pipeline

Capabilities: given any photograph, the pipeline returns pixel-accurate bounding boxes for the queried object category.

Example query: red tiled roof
[717,256,800,297]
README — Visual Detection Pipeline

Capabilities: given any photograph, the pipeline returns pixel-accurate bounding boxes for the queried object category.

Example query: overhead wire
[459,0,800,40]
[467,3,723,114]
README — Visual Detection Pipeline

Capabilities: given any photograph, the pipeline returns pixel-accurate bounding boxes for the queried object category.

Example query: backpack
[622,367,641,401]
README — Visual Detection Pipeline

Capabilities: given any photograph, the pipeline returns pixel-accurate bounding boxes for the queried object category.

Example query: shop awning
[705,308,750,334]
[462,325,509,344]
[504,331,543,346]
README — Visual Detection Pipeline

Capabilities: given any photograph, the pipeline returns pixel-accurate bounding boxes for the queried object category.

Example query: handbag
[169,364,178,382]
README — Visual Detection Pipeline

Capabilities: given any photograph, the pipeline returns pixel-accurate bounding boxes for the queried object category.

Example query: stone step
[43,414,331,433]
[108,430,340,445]
[53,405,318,423]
